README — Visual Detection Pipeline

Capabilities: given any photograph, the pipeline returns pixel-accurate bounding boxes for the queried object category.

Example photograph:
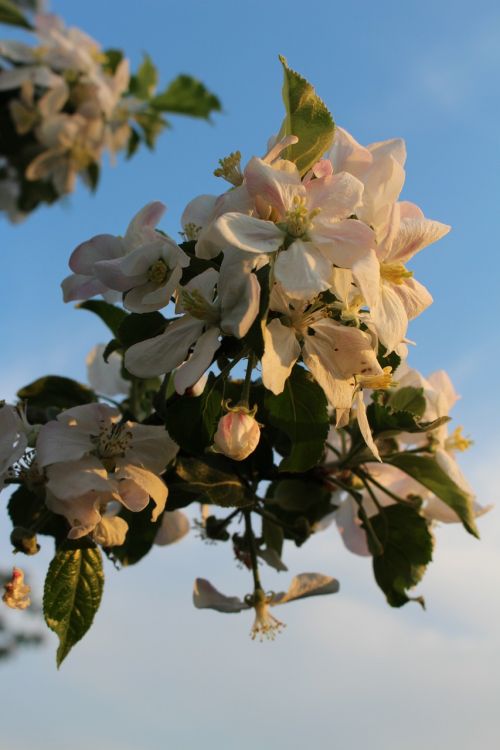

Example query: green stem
[253,505,302,541]
[240,354,255,406]
[244,510,262,591]
[355,469,408,505]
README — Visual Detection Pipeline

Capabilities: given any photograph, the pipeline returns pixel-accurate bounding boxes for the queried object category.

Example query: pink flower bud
[213,407,260,461]
[2,567,31,610]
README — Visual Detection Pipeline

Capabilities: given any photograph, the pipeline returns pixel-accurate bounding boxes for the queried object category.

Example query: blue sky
[1,0,500,747]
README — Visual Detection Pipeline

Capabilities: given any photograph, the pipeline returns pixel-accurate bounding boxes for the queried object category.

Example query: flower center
[181,289,219,324]
[282,195,320,239]
[250,591,285,641]
[183,222,202,241]
[91,421,132,469]
[380,262,413,285]
[147,258,171,285]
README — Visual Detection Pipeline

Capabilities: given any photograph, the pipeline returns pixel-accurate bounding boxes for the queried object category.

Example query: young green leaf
[150,74,221,119]
[129,54,158,99]
[386,454,479,538]
[43,544,104,667]
[366,504,434,607]
[264,365,329,472]
[77,299,128,337]
[17,375,96,411]
[388,386,426,418]
[278,55,335,175]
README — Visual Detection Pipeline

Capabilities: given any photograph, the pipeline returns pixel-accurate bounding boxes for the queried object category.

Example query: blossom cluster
[0,60,488,659]
[0,10,220,220]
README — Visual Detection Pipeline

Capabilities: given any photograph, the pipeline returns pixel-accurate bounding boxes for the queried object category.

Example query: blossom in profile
[154,510,190,546]
[193,573,339,640]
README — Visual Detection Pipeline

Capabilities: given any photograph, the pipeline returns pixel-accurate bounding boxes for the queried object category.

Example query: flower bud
[213,406,260,461]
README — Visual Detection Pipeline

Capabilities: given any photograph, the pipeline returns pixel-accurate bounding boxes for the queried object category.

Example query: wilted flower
[2,567,31,610]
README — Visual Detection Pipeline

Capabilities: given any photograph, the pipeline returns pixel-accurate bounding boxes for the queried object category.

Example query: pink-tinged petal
[312,218,375,269]
[61,273,110,302]
[128,423,178,474]
[36,421,92,467]
[351,248,380,309]
[392,277,433,321]
[388,218,451,264]
[46,457,110,500]
[326,126,372,176]
[120,237,175,277]
[213,212,284,255]
[93,257,139,291]
[271,573,339,605]
[372,283,408,353]
[306,171,364,218]
[115,464,168,520]
[0,65,62,91]
[274,239,332,299]
[69,234,124,274]
[335,497,371,556]
[181,194,218,232]
[173,327,220,394]
[193,578,247,612]
[93,516,129,547]
[124,315,200,378]
[261,319,301,395]
[306,318,381,380]
[244,156,302,215]
[219,260,260,337]
[154,510,190,546]
[124,201,166,247]
[312,159,334,179]
[354,390,381,461]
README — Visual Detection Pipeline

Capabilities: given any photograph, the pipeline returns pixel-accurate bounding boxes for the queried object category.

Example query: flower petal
[261,318,300,394]
[154,510,190,545]
[271,573,340,605]
[193,578,247,613]
[213,212,284,255]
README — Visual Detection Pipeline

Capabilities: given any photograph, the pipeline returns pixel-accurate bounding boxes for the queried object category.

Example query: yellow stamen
[283,195,320,238]
[181,289,219,323]
[380,262,413,285]
[214,151,243,186]
[358,366,395,390]
[445,426,473,453]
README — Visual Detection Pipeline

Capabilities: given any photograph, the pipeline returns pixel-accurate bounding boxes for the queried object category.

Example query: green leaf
[118,311,166,348]
[278,55,335,175]
[151,74,221,119]
[17,375,95,411]
[175,456,253,508]
[366,504,434,608]
[102,48,124,74]
[129,54,158,99]
[77,299,128,337]
[43,544,104,667]
[164,376,223,454]
[270,478,331,512]
[126,127,141,159]
[262,515,284,558]
[388,386,426,419]
[264,365,329,472]
[386,454,479,538]
[0,0,33,29]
